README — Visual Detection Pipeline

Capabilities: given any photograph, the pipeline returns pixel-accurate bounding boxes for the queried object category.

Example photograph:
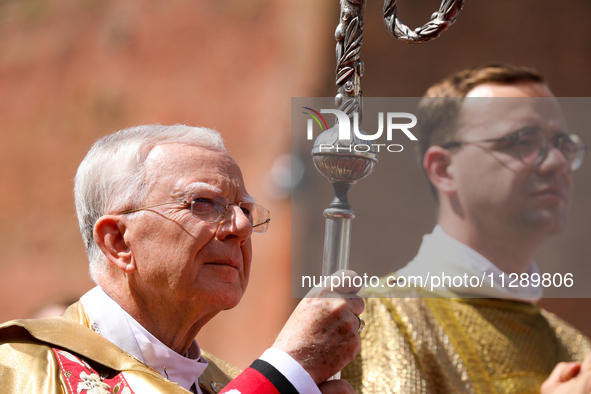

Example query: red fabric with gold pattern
[52,347,135,394]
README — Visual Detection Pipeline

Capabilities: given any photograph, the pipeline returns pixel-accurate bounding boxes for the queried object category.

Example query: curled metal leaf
[384,0,464,43]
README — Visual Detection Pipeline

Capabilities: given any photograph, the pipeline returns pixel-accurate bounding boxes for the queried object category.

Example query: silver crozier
[312,0,465,282]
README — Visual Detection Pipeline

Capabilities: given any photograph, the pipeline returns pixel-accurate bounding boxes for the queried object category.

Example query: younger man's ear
[94,216,135,274]
[423,146,457,196]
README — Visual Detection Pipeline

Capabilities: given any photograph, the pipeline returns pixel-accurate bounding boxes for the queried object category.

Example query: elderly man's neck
[97,275,217,355]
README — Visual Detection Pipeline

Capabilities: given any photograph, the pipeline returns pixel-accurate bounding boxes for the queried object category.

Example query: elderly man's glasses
[120,197,271,233]
[442,128,587,172]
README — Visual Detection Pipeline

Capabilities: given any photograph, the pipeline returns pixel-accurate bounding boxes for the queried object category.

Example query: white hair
[74,124,226,282]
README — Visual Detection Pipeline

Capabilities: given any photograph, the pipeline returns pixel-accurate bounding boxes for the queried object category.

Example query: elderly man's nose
[216,206,253,241]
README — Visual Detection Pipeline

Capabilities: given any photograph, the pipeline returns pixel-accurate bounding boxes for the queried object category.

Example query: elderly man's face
[125,144,253,313]
[449,83,573,237]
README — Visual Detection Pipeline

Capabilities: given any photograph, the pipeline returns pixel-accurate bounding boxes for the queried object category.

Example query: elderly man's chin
[210,284,246,311]
[198,269,248,310]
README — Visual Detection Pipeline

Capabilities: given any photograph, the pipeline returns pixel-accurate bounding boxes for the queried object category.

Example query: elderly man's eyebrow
[175,182,257,204]
[174,182,223,199]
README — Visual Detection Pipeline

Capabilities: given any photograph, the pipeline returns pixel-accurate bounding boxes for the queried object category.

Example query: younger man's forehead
[457,85,566,139]
[465,82,553,98]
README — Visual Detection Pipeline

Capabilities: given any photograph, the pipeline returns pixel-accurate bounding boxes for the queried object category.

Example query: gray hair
[74,124,226,282]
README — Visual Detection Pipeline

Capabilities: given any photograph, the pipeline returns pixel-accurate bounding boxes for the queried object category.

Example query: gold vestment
[0,302,240,394]
[342,287,591,394]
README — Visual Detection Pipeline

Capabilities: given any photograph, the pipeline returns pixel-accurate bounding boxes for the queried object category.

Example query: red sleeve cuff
[220,359,299,394]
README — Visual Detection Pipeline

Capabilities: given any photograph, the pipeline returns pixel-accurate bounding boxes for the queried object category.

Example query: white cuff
[259,348,322,394]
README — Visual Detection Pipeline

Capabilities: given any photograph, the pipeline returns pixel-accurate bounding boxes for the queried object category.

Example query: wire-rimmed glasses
[442,127,587,172]
[120,197,271,233]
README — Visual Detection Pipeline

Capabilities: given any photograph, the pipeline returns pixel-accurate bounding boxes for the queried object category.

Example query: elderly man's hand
[271,270,364,384]
[318,379,355,394]
[541,352,591,394]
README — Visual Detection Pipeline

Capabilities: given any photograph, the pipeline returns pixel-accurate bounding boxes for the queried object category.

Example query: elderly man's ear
[94,216,136,274]
[423,146,457,196]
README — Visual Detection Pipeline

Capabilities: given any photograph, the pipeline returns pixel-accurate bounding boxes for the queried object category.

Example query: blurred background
[1,0,591,369]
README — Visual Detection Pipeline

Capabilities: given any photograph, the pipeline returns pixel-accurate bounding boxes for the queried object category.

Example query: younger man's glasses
[442,127,587,172]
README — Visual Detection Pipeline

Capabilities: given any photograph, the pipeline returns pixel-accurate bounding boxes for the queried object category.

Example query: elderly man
[342,65,590,393]
[0,125,363,394]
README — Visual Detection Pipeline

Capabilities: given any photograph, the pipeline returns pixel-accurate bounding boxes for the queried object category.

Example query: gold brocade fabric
[0,302,240,394]
[342,287,591,394]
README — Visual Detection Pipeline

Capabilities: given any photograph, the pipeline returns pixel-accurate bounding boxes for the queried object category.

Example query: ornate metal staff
[312,0,464,278]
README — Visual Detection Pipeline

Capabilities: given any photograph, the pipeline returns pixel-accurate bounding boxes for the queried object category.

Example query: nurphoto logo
[303,107,418,153]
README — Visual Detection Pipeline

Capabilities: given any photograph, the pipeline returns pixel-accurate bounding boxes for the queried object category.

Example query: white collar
[80,286,208,392]
[396,225,543,302]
